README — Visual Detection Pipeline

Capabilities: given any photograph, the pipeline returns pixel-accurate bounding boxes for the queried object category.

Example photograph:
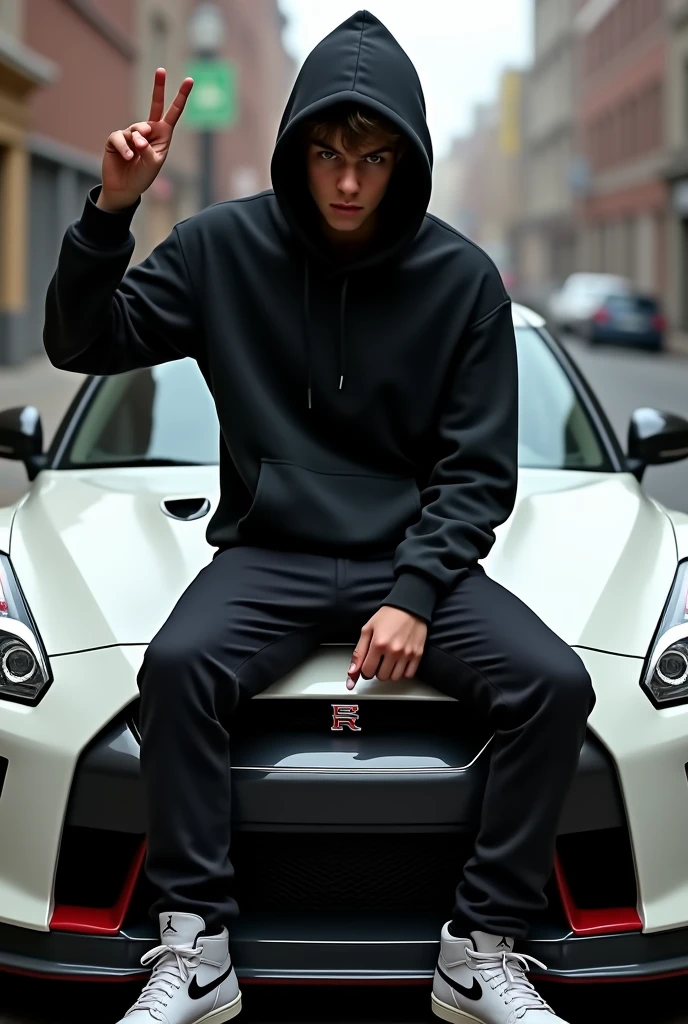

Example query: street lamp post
[187,2,227,209]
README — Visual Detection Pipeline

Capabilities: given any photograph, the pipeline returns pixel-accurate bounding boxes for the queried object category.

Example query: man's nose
[338,168,359,195]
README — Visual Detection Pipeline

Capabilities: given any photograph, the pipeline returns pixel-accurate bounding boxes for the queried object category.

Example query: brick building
[0,0,295,367]
[0,0,58,366]
[665,0,688,330]
[213,0,296,203]
[575,0,668,302]
[23,0,137,364]
[515,0,577,309]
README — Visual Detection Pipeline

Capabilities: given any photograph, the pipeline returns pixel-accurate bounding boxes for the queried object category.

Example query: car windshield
[60,326,610,472]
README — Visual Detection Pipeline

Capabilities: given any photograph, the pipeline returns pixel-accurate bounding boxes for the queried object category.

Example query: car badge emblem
[331,703,361,731]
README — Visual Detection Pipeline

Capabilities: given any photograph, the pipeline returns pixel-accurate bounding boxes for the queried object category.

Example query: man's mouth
[331,203,363,213]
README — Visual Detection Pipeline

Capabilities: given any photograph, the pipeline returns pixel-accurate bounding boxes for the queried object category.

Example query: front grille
[125,829,565,927]
[233,831,473,912]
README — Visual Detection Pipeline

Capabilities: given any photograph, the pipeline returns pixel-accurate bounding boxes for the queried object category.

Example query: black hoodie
[43,10,518,625]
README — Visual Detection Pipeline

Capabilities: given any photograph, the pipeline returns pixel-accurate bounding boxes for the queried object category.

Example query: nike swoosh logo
[437,962,482,1001]
[188,960,233,1000]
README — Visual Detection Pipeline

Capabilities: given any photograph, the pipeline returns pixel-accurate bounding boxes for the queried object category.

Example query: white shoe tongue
[470,930,515,955]
[158,912,206,947]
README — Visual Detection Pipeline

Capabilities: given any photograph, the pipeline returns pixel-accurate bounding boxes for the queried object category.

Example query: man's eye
[366,154,384,165]
[318,150,337,161]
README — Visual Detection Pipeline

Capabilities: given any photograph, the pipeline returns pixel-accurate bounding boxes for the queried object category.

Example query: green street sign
[184,59,236,129]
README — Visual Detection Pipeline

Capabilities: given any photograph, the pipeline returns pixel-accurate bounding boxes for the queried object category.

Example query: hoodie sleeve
[43,185,198,375]
[383,297,519,625]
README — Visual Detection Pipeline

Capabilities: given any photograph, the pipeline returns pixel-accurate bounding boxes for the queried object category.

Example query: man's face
[306,126,400,239]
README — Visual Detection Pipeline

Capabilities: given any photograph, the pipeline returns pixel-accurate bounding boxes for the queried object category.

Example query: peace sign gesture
[98,68,194,212]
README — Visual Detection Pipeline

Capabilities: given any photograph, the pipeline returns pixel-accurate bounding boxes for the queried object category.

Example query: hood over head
[271,9,433,275]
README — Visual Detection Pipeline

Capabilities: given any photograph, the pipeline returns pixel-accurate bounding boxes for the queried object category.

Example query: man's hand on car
[346,606,428,689]
[97,68,194,212]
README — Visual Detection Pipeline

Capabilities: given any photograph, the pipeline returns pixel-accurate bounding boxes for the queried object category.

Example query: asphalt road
[2,336,688,1022]
[561,331,688,514]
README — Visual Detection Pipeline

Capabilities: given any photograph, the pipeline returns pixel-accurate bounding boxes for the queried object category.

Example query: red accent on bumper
[50,839,146,936]
[554,851,641,936]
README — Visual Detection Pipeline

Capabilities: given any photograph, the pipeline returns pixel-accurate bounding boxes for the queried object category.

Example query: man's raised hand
[98,68,193,212]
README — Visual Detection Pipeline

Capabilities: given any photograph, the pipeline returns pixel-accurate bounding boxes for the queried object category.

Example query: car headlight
[643,560,688,707]
[0,553,51,705]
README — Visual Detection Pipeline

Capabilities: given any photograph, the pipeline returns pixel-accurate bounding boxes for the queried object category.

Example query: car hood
[7,466,677,658]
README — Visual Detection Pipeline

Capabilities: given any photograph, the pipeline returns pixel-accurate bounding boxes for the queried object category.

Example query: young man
[44,11,594,1024]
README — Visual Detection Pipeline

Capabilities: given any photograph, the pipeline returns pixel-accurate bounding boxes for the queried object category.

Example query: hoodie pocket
[238,458,422,550]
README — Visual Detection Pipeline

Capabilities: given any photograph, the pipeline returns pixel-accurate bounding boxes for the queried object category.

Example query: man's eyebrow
[310,136,342,153]
[309,136,395,157]
[361,144,394,156]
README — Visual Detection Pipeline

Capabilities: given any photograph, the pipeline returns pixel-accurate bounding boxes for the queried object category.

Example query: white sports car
[1,304,688,987]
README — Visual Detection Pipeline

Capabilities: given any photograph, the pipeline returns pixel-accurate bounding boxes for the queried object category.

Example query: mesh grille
[230,831,476,912]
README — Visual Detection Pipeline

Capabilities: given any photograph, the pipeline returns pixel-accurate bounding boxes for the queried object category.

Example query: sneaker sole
[431,992,484,1023]
[193,991,243,1023]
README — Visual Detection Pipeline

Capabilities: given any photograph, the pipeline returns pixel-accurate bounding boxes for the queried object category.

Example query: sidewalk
[0,355,86,508]
[669,329,688,359]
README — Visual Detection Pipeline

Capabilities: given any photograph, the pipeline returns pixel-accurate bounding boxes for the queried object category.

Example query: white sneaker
[118,912,242,1024]
[431,922,567,1023]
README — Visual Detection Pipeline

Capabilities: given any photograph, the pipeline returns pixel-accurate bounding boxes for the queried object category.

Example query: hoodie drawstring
[302,261,349,410]
[303,261,313,409]
[339,275,348,392]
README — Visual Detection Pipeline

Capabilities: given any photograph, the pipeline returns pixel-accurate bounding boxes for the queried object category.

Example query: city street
[0,336,687,1022]
[562,332,688,516]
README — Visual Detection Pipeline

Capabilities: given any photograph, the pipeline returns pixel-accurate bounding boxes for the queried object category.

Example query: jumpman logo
[162,915,178,936]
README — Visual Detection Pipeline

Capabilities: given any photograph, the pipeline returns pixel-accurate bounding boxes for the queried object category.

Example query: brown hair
[303,104,403,152]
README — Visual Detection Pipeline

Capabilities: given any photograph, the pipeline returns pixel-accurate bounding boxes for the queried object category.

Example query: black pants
[137,545,595,940]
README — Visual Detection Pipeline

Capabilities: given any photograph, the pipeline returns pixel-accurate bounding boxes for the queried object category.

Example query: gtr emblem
[331,703,361,731]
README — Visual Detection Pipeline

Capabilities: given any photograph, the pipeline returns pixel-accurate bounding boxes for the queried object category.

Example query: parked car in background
[548,272,633,334]
[584,292,666,352]
[549,273,666,352]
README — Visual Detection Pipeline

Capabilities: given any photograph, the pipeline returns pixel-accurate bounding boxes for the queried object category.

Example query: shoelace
[125,942,202,1020]
[464,946,553,1018]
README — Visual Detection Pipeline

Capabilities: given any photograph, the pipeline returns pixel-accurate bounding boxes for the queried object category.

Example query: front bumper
[3,914,688,985]
[2,646,688,982]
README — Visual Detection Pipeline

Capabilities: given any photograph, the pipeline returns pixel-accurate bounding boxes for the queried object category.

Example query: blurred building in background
[514,0,577,310]
[0,0,58,366]
[575,0,667,299]
[24,0,137,367]
[437,0,684,328]
[214,0,295,206]
[666,0,688,330]
[431,69,523,287]
[0,0,295,367]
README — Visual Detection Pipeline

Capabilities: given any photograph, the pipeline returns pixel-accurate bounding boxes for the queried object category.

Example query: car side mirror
[0,406,49,480]
[626,407,688,481]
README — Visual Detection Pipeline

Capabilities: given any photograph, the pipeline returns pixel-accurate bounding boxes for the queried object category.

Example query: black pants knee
[137,545,595,937]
